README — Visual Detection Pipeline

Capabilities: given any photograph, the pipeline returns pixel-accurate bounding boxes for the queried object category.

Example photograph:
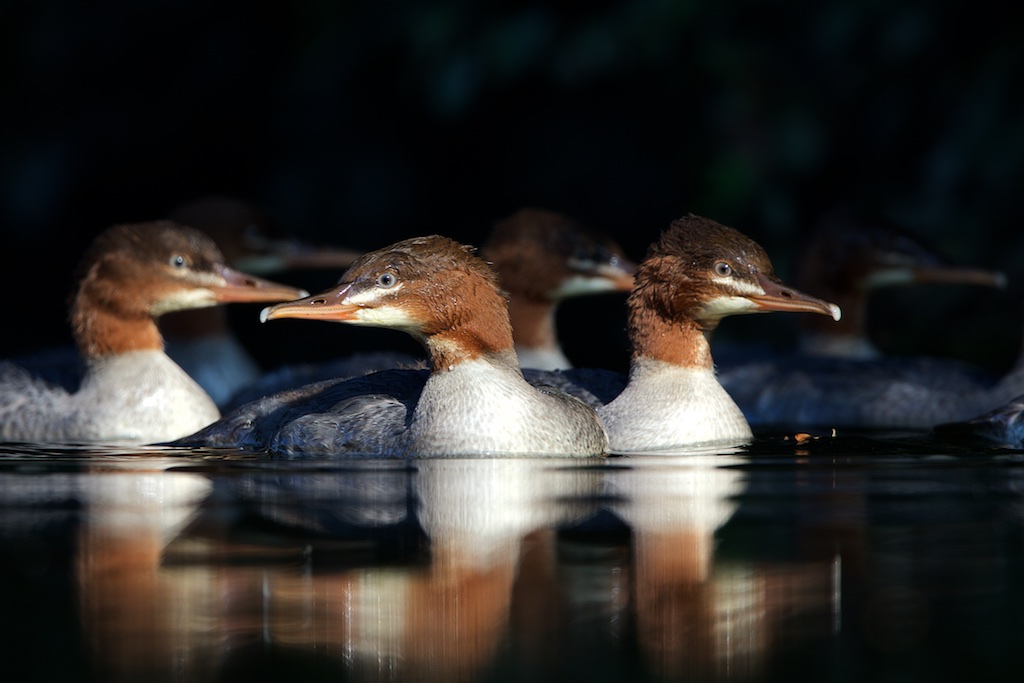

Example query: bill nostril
[312,298,327,305]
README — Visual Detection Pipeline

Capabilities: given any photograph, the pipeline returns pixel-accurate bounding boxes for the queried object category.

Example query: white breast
[72,351,221,443]
[410,358,606,456]
[598,358,752,454]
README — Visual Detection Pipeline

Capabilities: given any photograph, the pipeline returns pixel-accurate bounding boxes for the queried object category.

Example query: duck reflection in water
[72,455,216,681]
[76,458,601,682]
[574,451,836,681]
[69,451,846,683]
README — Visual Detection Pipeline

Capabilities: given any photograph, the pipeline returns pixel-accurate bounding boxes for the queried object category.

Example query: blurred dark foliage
[2,0,1022,370]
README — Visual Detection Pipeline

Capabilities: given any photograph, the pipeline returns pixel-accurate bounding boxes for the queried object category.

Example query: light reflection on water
[2,437,1024,682]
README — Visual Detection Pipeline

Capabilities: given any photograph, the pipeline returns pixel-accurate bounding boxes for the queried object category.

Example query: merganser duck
[220,207,635,408]
[525,214,842,453]
[718,213,1009,430]
[178,235,609,457]
[793,210,1005,359]
[481,208,635,370]
[595,214,840,452]
[162,196,362,406]
[721,345,1024,431]
[0,221,307,444]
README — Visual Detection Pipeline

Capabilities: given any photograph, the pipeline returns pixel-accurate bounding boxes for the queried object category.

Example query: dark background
[2,0,1023,373]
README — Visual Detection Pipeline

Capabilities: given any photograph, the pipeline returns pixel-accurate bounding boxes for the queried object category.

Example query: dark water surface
[2,434,1023,682]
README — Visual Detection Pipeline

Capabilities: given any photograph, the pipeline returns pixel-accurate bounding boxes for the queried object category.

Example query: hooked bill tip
[259,306,273,323]
[829,303,843,322]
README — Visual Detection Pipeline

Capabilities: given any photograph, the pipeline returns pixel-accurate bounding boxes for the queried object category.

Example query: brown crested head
[168,196,276,266]
[71,221,307,357]
[627,215,840,364]
[798,210,1005,300]
[631,215,771,328]
[481,208,635,302]
[168,196,361,274]
[263,235,514,363]
[800,211,947,299]
[73,221,224,318]
[795,210,1002,341]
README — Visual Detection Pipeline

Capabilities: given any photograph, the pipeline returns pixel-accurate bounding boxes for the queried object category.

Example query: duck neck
[507,295,561,356]
[71,289,163,360]
[628,309,714,371]
[422,290,519,373]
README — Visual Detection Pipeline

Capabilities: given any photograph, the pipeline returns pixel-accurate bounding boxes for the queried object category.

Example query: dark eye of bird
[376,272,397,288]
[170,254,187,269]
[714,262,732,277]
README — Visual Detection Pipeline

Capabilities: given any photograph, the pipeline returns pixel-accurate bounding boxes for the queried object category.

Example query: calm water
[2,434,1023,682]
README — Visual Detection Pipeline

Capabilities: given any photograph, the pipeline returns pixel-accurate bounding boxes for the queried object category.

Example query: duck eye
[714,262,732,277]
[376,272,397,288]
[170,254,188,269]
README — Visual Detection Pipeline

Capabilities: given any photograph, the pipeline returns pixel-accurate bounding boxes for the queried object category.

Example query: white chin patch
[352,305,420,330]
[151,289,217,315]
[555,274,619,298]
[864,269,915,288]
[699,295,760,319]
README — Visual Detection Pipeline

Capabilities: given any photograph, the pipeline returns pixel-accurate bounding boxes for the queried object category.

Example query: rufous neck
[71,292,163,359]
[628,309,714,370]
[506,296,559,354]
[425,342,521,375]
[421,286,518,372]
